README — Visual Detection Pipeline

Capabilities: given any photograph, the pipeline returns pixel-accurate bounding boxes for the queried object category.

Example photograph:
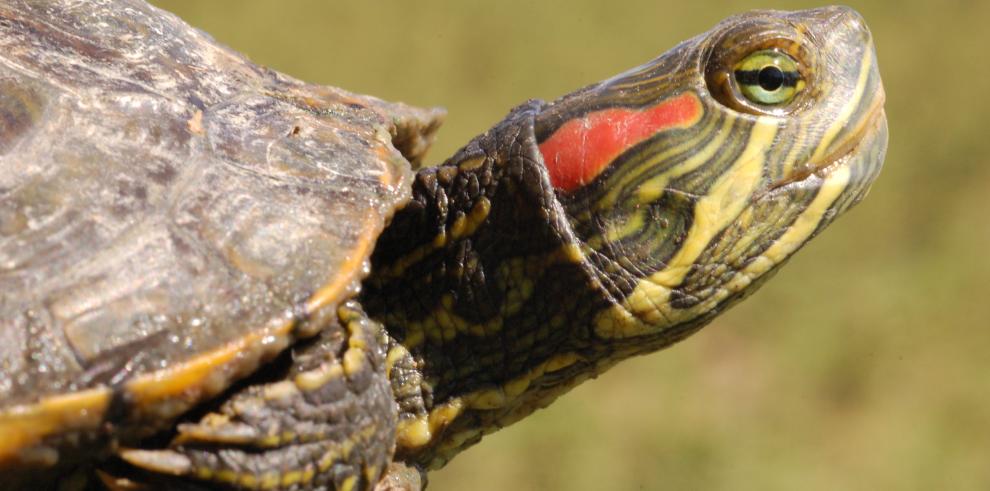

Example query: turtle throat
[361,100,626,469]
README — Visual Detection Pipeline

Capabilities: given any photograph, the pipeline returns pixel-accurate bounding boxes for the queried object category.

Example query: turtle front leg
[119,301,399,490]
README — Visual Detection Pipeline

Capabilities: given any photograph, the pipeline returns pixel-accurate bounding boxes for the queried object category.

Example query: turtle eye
[733,50,804,106]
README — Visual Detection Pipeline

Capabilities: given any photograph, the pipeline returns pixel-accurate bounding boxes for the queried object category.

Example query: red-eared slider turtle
[0,1,887,489]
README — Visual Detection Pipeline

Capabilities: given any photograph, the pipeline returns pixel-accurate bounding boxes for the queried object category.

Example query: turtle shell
[0,0,442,466]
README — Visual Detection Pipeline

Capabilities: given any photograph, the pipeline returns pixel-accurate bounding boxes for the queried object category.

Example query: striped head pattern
[535,7,887,345]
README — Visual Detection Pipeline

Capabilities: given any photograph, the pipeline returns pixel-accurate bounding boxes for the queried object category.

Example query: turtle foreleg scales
[118,301,401,491]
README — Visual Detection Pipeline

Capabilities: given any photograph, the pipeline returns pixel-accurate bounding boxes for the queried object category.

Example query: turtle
[0,1,887,489]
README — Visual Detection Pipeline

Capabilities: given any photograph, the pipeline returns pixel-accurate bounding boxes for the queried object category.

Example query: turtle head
[535,7,887,346]
[365,8,886,468]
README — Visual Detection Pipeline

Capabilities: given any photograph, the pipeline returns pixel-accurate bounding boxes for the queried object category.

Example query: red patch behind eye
[538,92,702,192]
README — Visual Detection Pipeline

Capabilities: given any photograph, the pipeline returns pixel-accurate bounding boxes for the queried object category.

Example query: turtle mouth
[765,94,887,194]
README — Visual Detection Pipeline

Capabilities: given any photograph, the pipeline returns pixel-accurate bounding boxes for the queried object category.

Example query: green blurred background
[151,1,990,489]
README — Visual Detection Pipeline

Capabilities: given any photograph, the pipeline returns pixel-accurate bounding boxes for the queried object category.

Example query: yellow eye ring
[733,50,805,106]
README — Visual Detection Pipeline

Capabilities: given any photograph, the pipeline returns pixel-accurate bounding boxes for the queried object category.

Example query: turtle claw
[95,468,144,491]
[118,448,192,476]
[175,417,261,446]
[373,462,427,491]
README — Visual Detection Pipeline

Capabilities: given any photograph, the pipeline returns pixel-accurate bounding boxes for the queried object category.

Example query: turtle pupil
[758,66,784,91]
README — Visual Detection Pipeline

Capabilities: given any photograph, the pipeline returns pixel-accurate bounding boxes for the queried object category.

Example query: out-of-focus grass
[152,1,990,489]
